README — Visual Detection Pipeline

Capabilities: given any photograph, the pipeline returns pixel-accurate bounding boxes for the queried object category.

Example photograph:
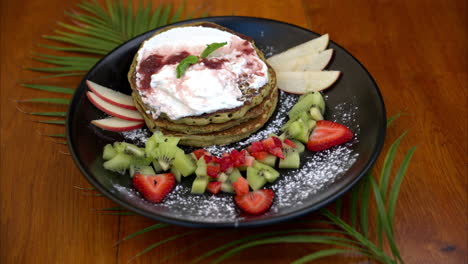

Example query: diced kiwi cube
[228,168,242,182]
[221,182,235,193]
[309,107,323,121]
[172,149,196,176]
[257,154,277,167]
[292,140,305,153]
[247,167,267,190]
[171,167,182,182]
[191,176,209,194]
[113,142,127,153]
[124,143,146,157]
[103,153,132,173]
[195,158,207,177]
[254,161,280,183]
[130,165,156,177]
[152,160,163,172]
[279,150,300,169]
[217,172,229,183]
[103,144,117,160]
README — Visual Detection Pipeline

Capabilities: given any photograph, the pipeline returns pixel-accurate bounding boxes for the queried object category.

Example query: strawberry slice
[211,156,221,164]
[203,155,212,164]
[244,155,255,167]
[206,165,220,178]
[133,173,175,203]
[232,176,249,196]
[307,120,353,151]
[234,189,274,215]
[270,147,285,159]
[283,139,297,148]
[207,181,222,194]
[247,141,264,153]
[193,149,210,160]
[272,136,283,148]
[230,149,246,168]
[250,151,269,160]
[219,156,233,172]
[262,137,277,151]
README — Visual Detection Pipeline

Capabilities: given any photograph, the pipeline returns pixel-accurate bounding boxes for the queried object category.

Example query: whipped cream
[135,26,268,120]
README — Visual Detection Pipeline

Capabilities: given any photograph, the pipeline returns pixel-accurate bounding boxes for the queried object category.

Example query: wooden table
[1,0,466,263]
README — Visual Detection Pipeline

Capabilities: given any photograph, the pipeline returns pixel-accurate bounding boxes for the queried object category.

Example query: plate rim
[66,16,386,228]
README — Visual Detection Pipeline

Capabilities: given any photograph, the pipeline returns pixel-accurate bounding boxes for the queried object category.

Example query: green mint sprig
[176,42,228,78]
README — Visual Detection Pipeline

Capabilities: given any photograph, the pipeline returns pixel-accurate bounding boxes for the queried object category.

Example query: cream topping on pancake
[135,26,268,120]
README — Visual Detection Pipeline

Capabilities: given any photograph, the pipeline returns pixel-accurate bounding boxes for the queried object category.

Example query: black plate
[67,16,386,228]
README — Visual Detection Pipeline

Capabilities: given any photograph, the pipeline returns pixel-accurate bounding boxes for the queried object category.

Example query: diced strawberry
[307,120,354,151]
[244,155,255,167]
[132,173,175,203]
[219,156,233,172]
[234,189,274,215]
[262,137,277,151]
[270,147,285,159]
[222,152,230,158]
[193,149,209,160]
[250,151,269,160]
[207,181,222,194]
[206,165,220,178]
[231,176,249,196]
[230,149,246,168]
[211,156,221,164]
[247,141,264,153]
[283,139,297,148]
[272,136,283,148]
[203,155,212,164]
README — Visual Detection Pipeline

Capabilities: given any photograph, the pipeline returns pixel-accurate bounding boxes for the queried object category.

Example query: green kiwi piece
[297,92,325,114]
[221,182,235,193]
[279,149,300,169]
[103,153,133,173]
[307,119,317,130]
[291,140,305,153]
[145,131,180,157]
[289,92,323,120]
[153,142,177,170]
[171,167,182,182]
[191,176,209,194]
[172,148,196,176]
[247,167,267,190]
[309,107,323,121]
[195,157,207,177]
[281,111,310,131]
[103,144,117,160]
[257,154,277,167]
[130,155,153,167]
[253,161,280,183]
[130,165,156,177]
[123,143,146,157]
[217,172,229,183]
[228,168,242,182]
[152,160,164,172]
[287,119,309,143]
[113,142,127,153]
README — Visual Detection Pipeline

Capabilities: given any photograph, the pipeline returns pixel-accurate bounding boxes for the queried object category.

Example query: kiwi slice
[295,92,325,116]
[145,131,180,158]
[195,157,208,177]
[309,107,323,121]
[172,149,196,176]
[247,167,267,190]
[291,140,305,153]
[113,142,127,153]
[279,149,300,169]
[123,143,146,157]
[130,165,156,177]
[130,155,153,167]
[253,161,280,183]
[191,176,209,194]
[257,154,277,167]
[103,153,133,173]
[221,182,235,193]
[228,168,242,182]
[153,142,177,171]
[103,144,117,160]
[286,119,309,143]
[152,160,164,172]
[281,111,310,131]
[171,167,182,182]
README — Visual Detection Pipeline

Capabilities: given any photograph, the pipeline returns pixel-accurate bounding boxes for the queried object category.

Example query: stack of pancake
[128,22,278,147]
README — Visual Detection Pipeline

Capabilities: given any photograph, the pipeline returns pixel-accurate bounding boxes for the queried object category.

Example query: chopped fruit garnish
[203,155,212,164]
[272,136,283,148]
[206,165,220,178]
[133,173,175,203]
[307,120,353,151]
[211,156,221,164]
[222,152,230,158]
[232,176,249,196]
[283,139,297,148]
[234,189,274,215]
[250,151,269,160]
[207,181,222,194]
[247,141,264,153]
[244,155,255,167]
[219,156,233,172]
[193,149,209,160]
[270,147,285,159]
[262,137,277,151]
[230,149,247,168]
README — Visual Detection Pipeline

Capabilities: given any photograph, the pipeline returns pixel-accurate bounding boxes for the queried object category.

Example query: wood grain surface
[1,0,466,263]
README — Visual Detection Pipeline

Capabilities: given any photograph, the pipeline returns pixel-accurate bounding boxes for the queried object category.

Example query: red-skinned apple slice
[91,117,144,132]
[87,91,144,121]
[267,34,329,69]
[272,49,334,72]
[86,80,137,110]
[277,71,341,94]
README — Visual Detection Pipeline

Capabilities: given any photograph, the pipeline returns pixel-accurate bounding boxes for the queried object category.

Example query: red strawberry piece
[244,155,255,167]
[250,151,269,160]
[262,137,277,151]
[247,141,264,153]
[272,136,283,148]
[211,156,221,164]
[232,176,249,196]
[219,156,233,172]
[207,181,222,194]
[203,155,212,164]
[132,173,175,203]
[230,149,246,167]
[234,189,274,215]
[206,165,220,178]
[222,152,230,158]
[283,139,297,148]
[270,147,285,159]
[193,149,209,160]
[307,120,354,151]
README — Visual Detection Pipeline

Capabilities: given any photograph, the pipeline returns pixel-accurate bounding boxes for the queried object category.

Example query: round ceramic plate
[67,16,386,228]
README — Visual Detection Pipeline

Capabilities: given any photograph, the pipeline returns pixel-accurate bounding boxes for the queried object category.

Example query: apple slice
[91,117,144,132]
[86,80,137,110]
[87,91,144,121]
[277,71,341,94]
[267,34,329,69]
[271,49,334,72]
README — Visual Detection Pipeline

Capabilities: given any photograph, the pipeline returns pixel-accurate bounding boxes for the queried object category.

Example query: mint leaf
[200,42,227,58]
[176,55,199,78]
